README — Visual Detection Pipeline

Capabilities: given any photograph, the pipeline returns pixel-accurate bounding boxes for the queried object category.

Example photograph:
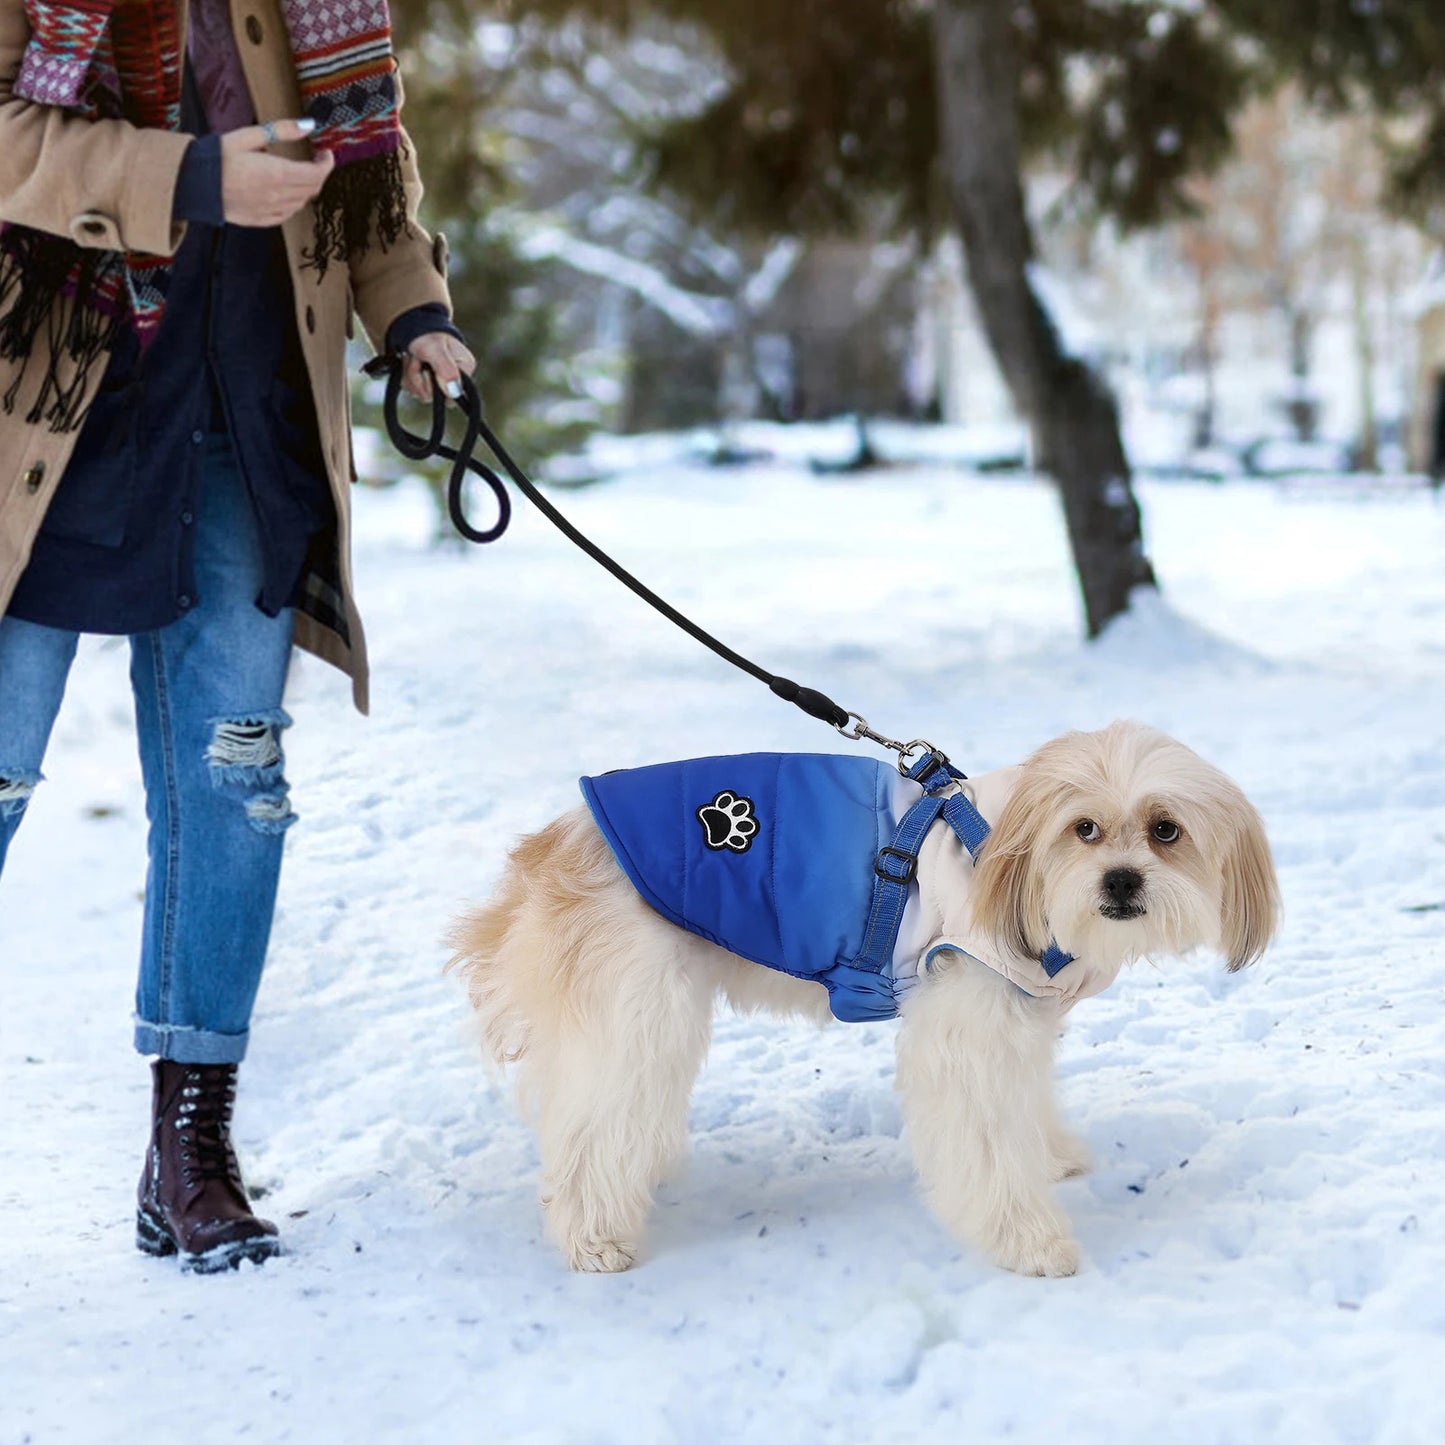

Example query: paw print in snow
[697,791,759,853]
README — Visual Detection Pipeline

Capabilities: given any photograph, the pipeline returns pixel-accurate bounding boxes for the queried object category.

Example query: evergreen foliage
[1218,0,1445,227]
[490,0,1445,237]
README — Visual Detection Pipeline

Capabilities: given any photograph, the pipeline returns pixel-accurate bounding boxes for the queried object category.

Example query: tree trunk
[932,0,1156,636]
[1286,305,1317,441]
[1348,228,1378,472]
[1195,279,1220,449]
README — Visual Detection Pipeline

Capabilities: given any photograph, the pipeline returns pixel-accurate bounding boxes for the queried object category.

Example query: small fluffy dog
[447,721,1279,1277]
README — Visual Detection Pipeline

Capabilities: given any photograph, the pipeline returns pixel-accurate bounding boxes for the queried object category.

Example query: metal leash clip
[835,713,948,778]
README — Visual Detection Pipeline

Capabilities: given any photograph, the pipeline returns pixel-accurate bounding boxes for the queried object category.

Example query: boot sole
[135,1206,282,1273]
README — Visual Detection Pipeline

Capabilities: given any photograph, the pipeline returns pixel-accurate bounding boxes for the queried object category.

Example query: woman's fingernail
[296,118,318,134]
[445,380,462,399]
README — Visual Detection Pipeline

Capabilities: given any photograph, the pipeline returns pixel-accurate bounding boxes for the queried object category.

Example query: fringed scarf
[0,0,409,430]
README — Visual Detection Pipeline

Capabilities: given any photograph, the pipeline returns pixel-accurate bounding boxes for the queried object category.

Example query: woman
[0,0,473,1272]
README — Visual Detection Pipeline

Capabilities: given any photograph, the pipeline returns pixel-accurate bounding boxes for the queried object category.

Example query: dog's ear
[1219,797,1281,971]
[970,771,1055,959]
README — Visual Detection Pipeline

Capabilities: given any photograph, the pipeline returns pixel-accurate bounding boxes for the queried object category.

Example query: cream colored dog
[447,721,1280,1277]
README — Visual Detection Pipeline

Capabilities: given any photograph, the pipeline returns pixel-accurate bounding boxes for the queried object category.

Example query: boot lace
[173,1067,242,1189]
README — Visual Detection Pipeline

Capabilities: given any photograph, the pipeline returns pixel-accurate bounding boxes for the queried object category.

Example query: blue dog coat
[580,752,1084,1022]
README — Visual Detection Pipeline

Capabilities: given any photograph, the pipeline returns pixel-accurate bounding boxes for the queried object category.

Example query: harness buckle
[874,846,919,885]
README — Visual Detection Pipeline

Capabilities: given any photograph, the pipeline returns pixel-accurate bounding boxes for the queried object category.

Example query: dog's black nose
[1102,868,1143,905]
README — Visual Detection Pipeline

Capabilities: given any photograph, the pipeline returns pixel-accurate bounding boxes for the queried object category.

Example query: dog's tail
[444,807,622,1074]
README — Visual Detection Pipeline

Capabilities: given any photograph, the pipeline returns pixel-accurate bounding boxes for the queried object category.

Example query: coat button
[23,462,45,493]
[245,15,263,43]
[305,305,316,334]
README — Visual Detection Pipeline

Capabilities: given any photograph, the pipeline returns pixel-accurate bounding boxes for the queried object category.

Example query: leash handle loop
[363,353,511,544]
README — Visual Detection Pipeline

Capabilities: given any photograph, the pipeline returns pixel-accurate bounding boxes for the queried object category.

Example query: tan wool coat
[0,0,455,713]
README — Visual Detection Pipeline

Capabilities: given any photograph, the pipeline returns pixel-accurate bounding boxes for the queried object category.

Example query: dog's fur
[446,721,1280,1277]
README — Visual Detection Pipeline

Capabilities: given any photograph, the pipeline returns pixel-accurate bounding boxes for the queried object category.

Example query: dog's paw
[696,791,759,853]
[993,1231,1081,1279]
[567,1237,637,1274]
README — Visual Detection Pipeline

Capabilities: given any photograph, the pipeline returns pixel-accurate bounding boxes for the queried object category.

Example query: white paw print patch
[696,790,759,853]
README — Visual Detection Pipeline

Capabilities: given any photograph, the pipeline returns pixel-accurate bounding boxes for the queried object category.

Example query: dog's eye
[1075,820,1101,843]
[1152,820,1181,844]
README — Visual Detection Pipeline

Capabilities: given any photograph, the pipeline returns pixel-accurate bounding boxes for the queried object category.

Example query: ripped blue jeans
[0,434,297,1063]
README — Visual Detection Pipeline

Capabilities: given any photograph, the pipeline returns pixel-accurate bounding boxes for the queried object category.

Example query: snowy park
[6,0,1445,1441]
[3,453,1443,1444]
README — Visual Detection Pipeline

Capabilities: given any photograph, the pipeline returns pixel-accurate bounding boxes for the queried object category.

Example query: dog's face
[971,721,1280,972]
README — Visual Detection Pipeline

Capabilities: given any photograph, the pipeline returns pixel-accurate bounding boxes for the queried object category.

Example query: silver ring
[894,740,937,776]
[261,120,279,146]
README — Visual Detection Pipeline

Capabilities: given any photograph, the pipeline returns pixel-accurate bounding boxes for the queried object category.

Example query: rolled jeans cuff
[133,1018,250,1064]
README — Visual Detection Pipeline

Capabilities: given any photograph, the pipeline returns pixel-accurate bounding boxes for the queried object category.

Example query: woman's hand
[220,119,334,228]
[402,332,478,403]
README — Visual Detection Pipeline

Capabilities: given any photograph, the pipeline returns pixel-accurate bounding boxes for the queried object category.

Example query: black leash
[362,354,946,771]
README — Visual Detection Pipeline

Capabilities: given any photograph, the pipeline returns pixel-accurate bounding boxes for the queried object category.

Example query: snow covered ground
[3,459,1444,1445]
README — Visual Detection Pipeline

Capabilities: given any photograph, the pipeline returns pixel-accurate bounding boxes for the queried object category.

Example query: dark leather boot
[136,1060,282,1273]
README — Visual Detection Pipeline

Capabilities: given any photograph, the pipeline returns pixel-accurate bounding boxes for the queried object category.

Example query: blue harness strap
[1039,943,1075,977]
[848,751,981,982]
[913,750,992,860]
[942,793,991,857]
[849,792,946,977]
[822,786,946,1021]
[910,751,988,849]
